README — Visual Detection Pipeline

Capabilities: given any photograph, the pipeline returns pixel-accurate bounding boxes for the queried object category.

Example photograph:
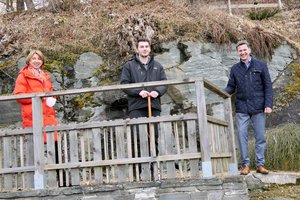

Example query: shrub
[248,8,279,21]
[248,124,300,171]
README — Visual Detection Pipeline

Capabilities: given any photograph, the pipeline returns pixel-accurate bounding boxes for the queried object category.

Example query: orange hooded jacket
[14,65,58,143]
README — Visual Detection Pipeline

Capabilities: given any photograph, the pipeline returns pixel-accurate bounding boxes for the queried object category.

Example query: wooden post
[227,0,232,15]
[278,0,282,9]
[195,80,213,177]
[224,97,238,175]
[32,96,45,189]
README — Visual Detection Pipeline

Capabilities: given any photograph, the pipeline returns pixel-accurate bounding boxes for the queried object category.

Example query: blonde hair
[26,50,45,66]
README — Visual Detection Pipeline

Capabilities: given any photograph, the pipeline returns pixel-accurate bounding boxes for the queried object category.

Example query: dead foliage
[246,26,282,61]
[0,0,297,65]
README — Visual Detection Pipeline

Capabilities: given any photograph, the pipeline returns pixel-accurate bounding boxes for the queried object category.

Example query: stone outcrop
[0,41,298,127]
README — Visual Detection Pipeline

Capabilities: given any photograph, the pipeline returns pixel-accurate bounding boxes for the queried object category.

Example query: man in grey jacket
[225,40,273,175]
[120,38,167,118]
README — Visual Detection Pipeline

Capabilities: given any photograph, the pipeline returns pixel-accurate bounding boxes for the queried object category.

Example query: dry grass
[247,26,282,61]
[1,0,296,67]
[248,124,300,171]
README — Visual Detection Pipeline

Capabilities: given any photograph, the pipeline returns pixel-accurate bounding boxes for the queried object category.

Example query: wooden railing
[0,78,238,191]
[209,0,283,15]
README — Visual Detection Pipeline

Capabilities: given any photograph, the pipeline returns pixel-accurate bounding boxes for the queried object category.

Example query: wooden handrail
[0,78,230,102]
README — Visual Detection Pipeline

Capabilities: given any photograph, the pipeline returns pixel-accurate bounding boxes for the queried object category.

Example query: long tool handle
[148,95,161,181]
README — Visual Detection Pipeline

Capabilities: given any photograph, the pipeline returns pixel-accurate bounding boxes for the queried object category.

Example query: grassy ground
[250,184,300,200]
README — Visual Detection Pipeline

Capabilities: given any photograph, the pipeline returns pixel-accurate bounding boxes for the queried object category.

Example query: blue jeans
[236,112,266,167]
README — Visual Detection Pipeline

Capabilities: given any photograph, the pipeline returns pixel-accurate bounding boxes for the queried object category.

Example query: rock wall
[0,41,298,127]
[0,177,248,200]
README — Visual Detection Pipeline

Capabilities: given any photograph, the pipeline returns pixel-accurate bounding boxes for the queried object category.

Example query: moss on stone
[72,93,95,109]
[94,63,120,85]
[0,60,17,69]
[274,62,300,111]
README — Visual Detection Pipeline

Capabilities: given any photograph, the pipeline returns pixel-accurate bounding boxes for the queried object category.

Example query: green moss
[248,8,279,21]
[274,62,300,111]
[44,60,63,73]
[0,60,17,68]
[94,62,120,85]
[40,48,79,66]
[72,93,95,109]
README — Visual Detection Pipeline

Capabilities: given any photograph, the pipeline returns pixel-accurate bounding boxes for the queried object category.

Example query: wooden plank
[220,126,229,173]
[228,0,232,15]
[92,128,103,183]
[126,126,134,182]
[138,124,150,181]
[187,120,199,178]
[115,126,127,182]
[19,135,25,189]
[46,131,57,187]
[69,130,80,186]
[161,122,176,179]
[24,134,34,189]
[174,122,183,178]
[80,130,87,183]
[207,116,228,126]
[103,128,110,183]
[110,127,115,182]
[32,97,45,189]
[0,79,198,102]
[210,124,217,174]
[63,132,70,186]
[57,131,64,187]
[203,79,230,98]
[230,3,279,8]
[224,97,238,175]
[216,3,280,9]
[195,80,213,177]
[0,137,2,190]
[133,125,140,181]
[181,121,188,173]
[215,124,222,173]
[0,113,200,136]
[85,130,92,183]
[0,154,234,174]
[0,128,32,137]
[12,136,19,190]
[3,137,13,190]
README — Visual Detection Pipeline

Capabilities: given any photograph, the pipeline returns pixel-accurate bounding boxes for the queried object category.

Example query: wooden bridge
[0,78,238,191]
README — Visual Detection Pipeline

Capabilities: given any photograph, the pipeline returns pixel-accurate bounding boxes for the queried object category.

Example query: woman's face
[29,53,43,69]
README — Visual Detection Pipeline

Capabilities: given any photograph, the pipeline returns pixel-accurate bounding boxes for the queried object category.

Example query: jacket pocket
[251,70,262,85]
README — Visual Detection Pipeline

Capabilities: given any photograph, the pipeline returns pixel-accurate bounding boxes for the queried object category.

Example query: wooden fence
[0,78,238,191]
[208,0,283,15]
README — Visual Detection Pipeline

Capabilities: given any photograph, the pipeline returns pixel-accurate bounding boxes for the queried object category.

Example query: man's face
[237,44,251,63]
[137,41,151,57]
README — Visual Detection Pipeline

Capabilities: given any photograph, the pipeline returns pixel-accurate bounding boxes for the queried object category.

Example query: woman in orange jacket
[14,50,58,143]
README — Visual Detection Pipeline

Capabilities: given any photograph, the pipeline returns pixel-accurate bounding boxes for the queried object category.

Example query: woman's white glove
[46,97,56,107]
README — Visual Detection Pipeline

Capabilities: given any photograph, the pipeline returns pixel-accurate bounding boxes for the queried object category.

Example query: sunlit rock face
[0,41,298,127]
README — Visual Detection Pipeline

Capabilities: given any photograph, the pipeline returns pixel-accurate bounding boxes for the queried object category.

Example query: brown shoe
[240,165,250,175]
[256,165,269,174]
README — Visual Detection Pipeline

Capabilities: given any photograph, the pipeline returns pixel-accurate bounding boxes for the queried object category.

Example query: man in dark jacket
[225,40,273,175]
[120,38,167,118]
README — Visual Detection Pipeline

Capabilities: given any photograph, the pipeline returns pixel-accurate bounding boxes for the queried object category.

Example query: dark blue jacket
[120,54,167,112]
[225,57,273,115]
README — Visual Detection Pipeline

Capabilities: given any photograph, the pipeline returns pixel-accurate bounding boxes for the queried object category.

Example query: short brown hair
[26,50,45,66]
[136,38,151,48]
[236,40,250,50]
